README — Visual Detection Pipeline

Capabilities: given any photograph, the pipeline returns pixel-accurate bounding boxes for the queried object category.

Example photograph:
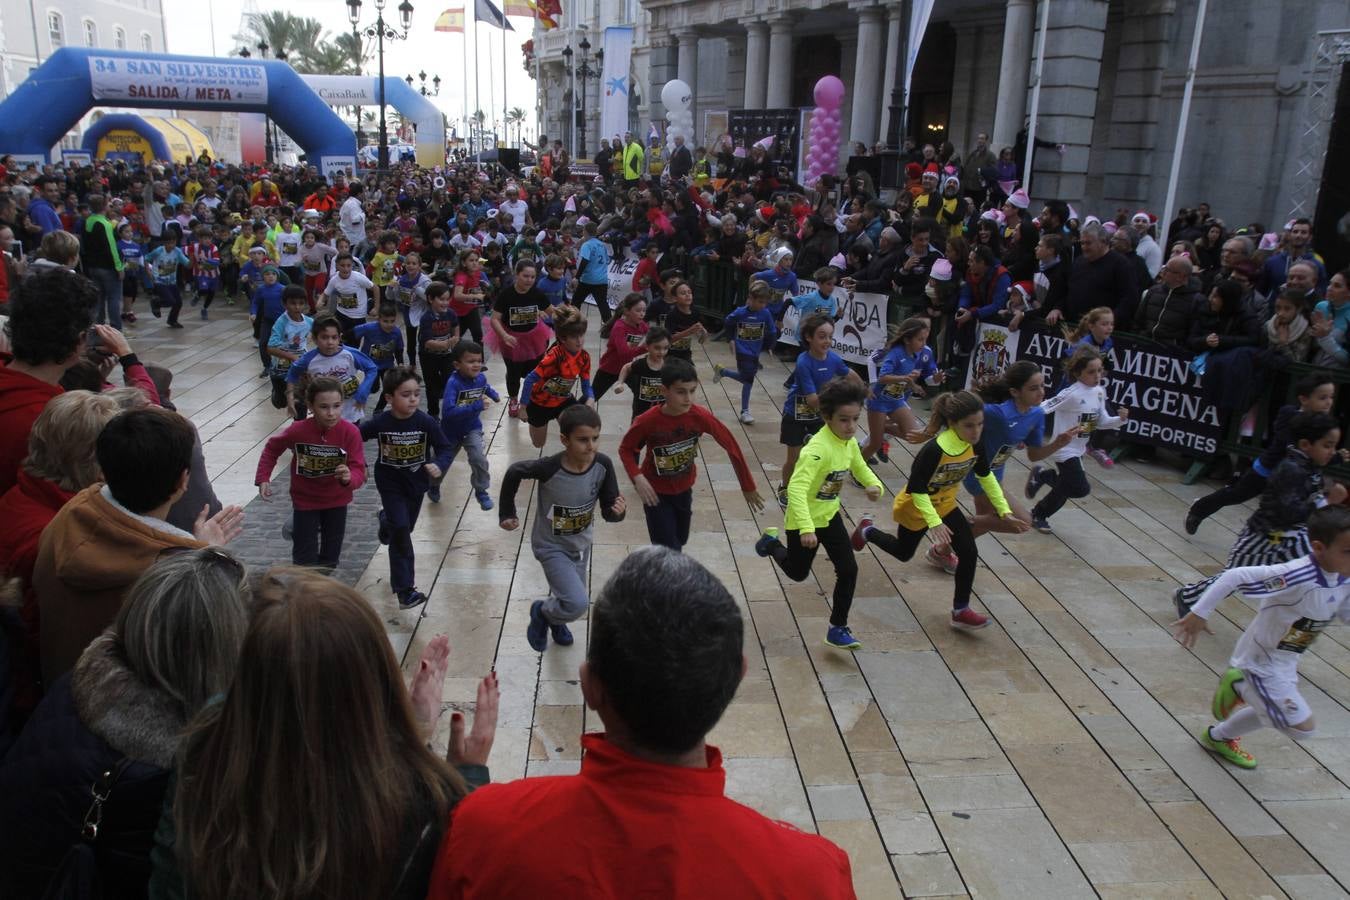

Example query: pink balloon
[813,75,846,111]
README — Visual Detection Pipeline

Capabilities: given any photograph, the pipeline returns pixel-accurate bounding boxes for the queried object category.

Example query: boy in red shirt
[617,357,763,550]
[426,547,856,899]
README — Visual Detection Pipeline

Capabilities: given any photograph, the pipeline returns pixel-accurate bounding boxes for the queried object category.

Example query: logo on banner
[969,325,1017,386]
[321,157,357,182]
[88,56,268,104]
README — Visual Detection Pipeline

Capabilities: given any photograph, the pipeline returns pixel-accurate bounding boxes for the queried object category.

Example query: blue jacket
[27,197,62,235]
[439,371,502,437]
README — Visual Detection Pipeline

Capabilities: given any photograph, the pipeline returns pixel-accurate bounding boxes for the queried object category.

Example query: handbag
[41,758,132,900]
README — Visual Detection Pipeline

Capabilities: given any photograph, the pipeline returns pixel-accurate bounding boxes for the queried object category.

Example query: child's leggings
[505,355,543,402]
[768,512,858,627]
[292,506,347,569]
[1031,458,1090,520]
[719,353,760,412]
[537,543,590,623]
[865,509,977,610]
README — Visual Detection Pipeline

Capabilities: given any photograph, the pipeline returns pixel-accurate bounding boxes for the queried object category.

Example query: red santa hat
[1011,280,1035,303]
[1131,210,1157,224]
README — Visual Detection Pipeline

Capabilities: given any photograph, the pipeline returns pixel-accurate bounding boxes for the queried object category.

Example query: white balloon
[661,79,693,113]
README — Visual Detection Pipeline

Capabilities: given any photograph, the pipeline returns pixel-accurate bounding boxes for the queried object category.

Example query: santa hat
[828,252,846,269]
[767,246,794,266]
[942,176,960,192]
[756,205,775,225]
[1131,210,1156,225]
[1083,215,1101,228]
[1283,219,1296,232]
[980,209,1006,226]
[1011,281,1035,302]
[1067,204,1080,222]
[1006,188,1030,210]
[930,258,954,282]
[905,162,922,180]
[576,215,591,226]
[1102,221,1119,235]
[733,146,747,159]
[1259,232,1280,251]
[564,195,576,212]
[921,170,939,183]
[997,180,1019,197]
[754,135,775,151]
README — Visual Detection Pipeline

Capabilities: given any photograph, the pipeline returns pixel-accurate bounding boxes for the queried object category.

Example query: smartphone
[7,241,22,261]
[87,326,102,350]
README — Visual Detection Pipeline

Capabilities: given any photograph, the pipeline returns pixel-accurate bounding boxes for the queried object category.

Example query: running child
[142,230,191,328]
[1060,306,1117,468]
[267,288,313,418]
[714,280,777,424]
[255,376,367,569]
[188,228,221,319]
[499,404,627,653]
[323,253,376,347]
[858,316,940,465]
[299,230,337,312]
[354,302,407,412]
[927,361,1080,573]
[619,358,763,551]
[286,315,381,423]
[663,278,706,362]
[592,293,650,399]
[645,269,683,328]
[451,249,489,345]
[1173,505,1350,769]
[1024,345,1128,533]
[776,314,863,509]
[438,340,500,511]
[1174,411,1346,617]
[853,390,1030,631]
[487,259,554,417]
[418,283,462,421]
[517,305,593,449]
[536,253,571,314]
[1186,375,1337,534]
[250,266,287,376]
[613,327,671,422]
[116,222,144,322]
[756,378,883,650]
[370,230,402,309]
[393,251,431,369]
[360,366,454,610]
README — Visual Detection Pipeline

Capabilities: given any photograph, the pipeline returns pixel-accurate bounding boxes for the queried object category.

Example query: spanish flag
[525,0,560,30]
[434,7,465,32]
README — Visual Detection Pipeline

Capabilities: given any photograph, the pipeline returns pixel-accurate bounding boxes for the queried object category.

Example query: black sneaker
[377,509,389,545]
[1184,505,1202,536]
[398,589,427,611]
[427,484,441,504]
[1025,465,1044,500]
[550,621,575,646]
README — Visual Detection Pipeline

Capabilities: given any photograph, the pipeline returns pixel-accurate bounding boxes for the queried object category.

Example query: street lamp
[562,37,600,159]
[346,0,414,171]
[406,70,441,96]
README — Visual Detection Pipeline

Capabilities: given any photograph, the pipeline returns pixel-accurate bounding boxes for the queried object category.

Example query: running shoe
[550,621,575,646]
[150,302,161,318]
[1212,667,1246,721]
[1024,465,1045,499]
[950,607,990,631]
[398,589,428,611]
[850,516,874,552]
[776,483,789,510]
[1031,515,1053,534]
[427,484,441,504]
[1088,448,1114,468]
[1198,727,1256,769]
[712,367,724,384]
[168,322,183,329]
[508,398,520,418]
[526,599,549,652]
[739,409,755,425]
[1184,504,1202,536]
[825,625,862,650]
[925,545,959,575]
[477,491,494,511]
[877,441,890,463]
[754,528,781,558]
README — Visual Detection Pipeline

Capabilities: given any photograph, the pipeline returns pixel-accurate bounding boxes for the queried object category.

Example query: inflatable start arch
[302,75,446,170]
[82,114,215,166]
[0,48,356,179]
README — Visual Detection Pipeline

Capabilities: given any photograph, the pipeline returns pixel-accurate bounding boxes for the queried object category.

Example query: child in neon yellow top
[757,379,883,651]
[854,390,1028,632]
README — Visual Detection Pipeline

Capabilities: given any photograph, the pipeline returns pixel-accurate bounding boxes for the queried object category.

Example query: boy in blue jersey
[792,268,843,321]
[286,315,381,423]
[361,366,454,611]
[250,266,287,376]
[143,230,191,328]
[267,288,314,417]
[438,340,501,510]
[355,303,407,413]
[713,281,777,424]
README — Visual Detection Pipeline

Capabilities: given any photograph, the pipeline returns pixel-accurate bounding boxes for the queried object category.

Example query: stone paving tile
[179,303,1350,897]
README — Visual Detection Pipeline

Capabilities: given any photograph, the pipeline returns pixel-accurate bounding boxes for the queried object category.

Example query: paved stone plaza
[143,301,1350,899]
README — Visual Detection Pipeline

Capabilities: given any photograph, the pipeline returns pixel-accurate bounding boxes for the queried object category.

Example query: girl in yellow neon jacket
[756,379,882,651]
[852,390,1029,631]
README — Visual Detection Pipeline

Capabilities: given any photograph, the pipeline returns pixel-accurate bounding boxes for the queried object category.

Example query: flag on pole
[526,0,560,30]
[434,7,465,31]
[473,0,514,30]
[501,0,532,16]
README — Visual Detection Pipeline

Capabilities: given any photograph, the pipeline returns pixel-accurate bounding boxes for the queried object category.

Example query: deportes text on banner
[778,280,888,366]
[88,56,268,105]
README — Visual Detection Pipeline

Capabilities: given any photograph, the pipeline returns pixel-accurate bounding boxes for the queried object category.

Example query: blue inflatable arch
[0,47,356,178]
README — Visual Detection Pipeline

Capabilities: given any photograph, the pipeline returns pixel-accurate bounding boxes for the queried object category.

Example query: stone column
[725,35,747,109]
[878,5,903,143]
[765,16,794,108]
[743,22,769,109]
[648,35,676,124]
[990,0,1034,151]
[676,29,699,129]
[1101,0,1176,211]
[848,6,886,149]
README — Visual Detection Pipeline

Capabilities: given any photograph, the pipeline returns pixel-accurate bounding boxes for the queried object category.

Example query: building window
[83,19,97,47]
[140,32,152,52]
[47,12,64,49]
[114,27,126,49]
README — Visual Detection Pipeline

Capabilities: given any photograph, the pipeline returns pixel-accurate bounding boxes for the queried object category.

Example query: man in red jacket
[0,268,94,495]
[427,547,856,899]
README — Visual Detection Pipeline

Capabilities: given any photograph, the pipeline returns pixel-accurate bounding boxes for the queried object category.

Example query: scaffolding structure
[1289,29,1350,220]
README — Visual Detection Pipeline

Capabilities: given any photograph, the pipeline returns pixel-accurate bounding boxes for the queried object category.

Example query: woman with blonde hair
[157,569,498,900]
[0,548,251,898]
[30,229,81,270]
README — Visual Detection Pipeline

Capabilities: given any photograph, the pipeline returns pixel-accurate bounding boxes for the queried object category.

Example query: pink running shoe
[950,607,990,631]
[1087,448,1114,468]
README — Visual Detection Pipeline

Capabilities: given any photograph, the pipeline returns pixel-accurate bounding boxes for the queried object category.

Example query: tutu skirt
[485,319,554,361]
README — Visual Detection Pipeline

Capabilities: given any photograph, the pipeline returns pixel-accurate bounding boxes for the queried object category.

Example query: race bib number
[294,443,345,478]
[928,459,975,491]
[989,444,1014,469]
[398,286,415,305]
[736,321,765,343]
[551,501,596,535]
[626,332,645,348]
[368,342,392,361]
[816,469,846,501]
[638,377,664,403]
[1078,412,1100,434]
[456,387,485,407]
[882,381,907,399]
[794,395,821,422]
[653,437,699,477]
[340,375,360,398]
[279,237,299,255]
[1277,617,1331,653]
[336,291,359,310]
[303,258,322,273]
[543,376,576,398]
[378,431,427,469]
[509,305,538,327]
[671,334,692,351]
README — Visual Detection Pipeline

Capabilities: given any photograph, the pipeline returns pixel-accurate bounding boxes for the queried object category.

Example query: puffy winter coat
[1133,282,1203,346]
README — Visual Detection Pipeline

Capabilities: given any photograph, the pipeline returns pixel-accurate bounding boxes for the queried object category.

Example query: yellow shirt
[893,429,1008,531]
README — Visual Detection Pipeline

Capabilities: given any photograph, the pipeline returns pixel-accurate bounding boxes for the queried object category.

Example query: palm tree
[506,107,526,148]
[333,31,367,73]
[305,43,358,76]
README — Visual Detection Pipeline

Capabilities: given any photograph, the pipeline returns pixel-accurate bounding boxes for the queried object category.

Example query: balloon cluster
[805,75,846,186]
[661,79,694,153]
